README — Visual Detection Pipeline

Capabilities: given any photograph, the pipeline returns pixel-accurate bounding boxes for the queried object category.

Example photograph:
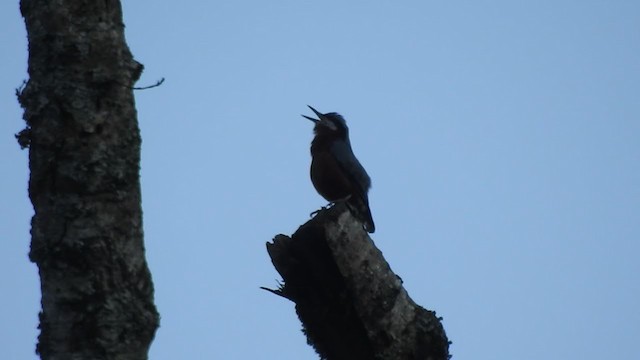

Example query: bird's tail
[346,196,376,233]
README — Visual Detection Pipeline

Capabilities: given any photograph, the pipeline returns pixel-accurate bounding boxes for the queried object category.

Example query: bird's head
[302,105,348,138]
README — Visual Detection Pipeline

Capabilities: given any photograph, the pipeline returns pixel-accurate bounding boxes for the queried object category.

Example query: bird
[302,105,375,233]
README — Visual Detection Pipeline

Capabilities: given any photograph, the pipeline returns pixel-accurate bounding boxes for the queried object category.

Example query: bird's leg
[309,202,335,217]
[309,194,354,217]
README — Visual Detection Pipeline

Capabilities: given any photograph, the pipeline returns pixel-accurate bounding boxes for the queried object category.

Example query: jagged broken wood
[264,204,450,360]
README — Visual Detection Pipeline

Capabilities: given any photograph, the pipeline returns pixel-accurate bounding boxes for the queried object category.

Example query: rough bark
[17,0,159,359]
[264,204,450,360]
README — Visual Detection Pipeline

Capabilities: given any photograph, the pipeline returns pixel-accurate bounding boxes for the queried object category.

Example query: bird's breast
[310,151,353,202]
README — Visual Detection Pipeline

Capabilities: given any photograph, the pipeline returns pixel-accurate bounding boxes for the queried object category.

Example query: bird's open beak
[302,105,322,123]
[303,105,338,131]
[302,114,318,123]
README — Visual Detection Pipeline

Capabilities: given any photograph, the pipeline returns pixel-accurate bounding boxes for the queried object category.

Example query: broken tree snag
[264,204,450,360]
[19,0,159,358]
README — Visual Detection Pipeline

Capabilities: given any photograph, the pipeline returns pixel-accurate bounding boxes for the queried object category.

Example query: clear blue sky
[1,1,639,359]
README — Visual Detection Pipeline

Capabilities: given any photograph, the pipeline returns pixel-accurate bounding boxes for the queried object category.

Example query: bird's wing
[329,140,371,196]
[330,139,375,233]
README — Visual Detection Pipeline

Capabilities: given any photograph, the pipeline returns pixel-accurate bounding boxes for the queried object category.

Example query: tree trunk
[17,0,159,358]
[264,204,450,360]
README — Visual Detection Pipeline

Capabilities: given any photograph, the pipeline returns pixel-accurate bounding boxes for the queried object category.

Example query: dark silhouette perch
[264,204,450,360]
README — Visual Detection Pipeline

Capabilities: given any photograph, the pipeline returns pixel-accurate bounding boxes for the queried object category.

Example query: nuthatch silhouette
[303,105,375,233]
